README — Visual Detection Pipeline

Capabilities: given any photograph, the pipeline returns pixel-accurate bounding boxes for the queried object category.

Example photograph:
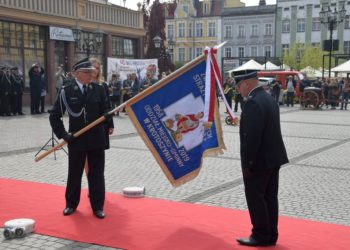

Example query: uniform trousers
[243,167,280,244]
[66,148,105,211]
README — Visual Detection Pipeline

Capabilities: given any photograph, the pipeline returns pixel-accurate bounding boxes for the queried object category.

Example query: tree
[142,0,175,76]
[283,43,331,71]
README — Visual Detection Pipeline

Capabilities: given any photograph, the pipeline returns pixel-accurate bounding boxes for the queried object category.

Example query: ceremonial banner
[107,57,158,82]
[126,55,225,187]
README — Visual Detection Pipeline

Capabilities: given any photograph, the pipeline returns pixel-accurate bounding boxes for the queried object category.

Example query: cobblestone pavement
[1,104,350,249]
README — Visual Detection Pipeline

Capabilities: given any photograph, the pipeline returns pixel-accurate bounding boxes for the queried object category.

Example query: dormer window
[204,3,210,14]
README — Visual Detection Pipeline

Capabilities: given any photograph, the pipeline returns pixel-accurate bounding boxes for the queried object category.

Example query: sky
[109,0,277,11]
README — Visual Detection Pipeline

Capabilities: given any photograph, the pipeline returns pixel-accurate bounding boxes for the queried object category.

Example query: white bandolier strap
[60,88,85,118]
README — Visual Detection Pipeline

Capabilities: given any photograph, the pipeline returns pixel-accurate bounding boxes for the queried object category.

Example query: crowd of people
[0,66,25,116]
[223,73,350,111]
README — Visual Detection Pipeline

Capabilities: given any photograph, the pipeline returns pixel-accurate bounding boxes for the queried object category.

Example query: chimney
[259,0,266,6]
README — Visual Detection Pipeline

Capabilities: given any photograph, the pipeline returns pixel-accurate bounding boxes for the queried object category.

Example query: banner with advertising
[107,57,158,82]
[125,55,225,187]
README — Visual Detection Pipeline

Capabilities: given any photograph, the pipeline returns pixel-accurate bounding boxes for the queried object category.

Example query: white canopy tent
[300,66,324,78]
[261,61,280,70]
[332,60,350,73]
[226,59,263,75]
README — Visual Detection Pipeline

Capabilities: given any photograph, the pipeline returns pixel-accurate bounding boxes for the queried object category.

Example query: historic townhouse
[221,1,276,71]
[165,0,235,65]
[0,0,145,105]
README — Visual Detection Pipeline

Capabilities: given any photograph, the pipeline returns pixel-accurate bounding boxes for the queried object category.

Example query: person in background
[55,65,66,95]
[286,75,296,107]
[223,77,234,111]
[234,70,289,247]
[340,78,350,110]
[49,58,113,219]
[109,73,122,116]
[271,79,281,104]
[84,57,114,191]
[140,71,157,91]
[10,67,25,115]
[40,73,47,113]
[29,63,44,114]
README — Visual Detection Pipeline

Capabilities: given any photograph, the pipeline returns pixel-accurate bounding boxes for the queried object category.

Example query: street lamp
[168,37,175,61]
[320,4,346,78]
[153,35,162,49]
[72,25,104,57]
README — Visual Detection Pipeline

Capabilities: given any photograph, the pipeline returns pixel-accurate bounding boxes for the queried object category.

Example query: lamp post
[320,4,346,78]
[168,37,175,61]
[72,25,104,57]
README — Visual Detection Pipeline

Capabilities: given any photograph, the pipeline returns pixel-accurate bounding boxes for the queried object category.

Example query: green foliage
[283,42,334,71]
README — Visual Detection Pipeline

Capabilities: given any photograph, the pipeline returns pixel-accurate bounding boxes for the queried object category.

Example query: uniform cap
[72,58,95,72]
[233,70,258,84]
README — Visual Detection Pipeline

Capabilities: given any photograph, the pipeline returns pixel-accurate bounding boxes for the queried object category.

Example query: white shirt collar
[75,78,85,93]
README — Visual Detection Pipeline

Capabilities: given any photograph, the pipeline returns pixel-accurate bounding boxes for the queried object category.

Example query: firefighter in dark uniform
[49,58,114,219]
[234,70,289,247]
[0,67,12,116]
[10,67,25,115]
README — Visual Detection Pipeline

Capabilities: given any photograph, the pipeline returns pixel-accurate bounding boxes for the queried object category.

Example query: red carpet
[0,178,349,250]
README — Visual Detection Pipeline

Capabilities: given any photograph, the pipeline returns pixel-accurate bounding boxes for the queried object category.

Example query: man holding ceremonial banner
[49,58,113,219]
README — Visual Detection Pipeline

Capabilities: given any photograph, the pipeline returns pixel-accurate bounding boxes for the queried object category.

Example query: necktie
[82,85,87,95]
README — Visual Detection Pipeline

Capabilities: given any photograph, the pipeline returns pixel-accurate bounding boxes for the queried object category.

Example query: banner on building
[107,57,158,82]
[125,55,225,187]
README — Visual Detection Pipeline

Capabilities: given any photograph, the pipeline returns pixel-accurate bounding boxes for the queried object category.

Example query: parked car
[258,77,275,94]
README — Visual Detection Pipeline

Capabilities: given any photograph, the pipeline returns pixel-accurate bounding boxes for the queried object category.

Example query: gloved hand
[62,132,74,143]
[104,112,114,119]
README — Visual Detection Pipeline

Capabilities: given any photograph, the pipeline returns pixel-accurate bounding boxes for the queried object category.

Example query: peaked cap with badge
[233,70,258,85]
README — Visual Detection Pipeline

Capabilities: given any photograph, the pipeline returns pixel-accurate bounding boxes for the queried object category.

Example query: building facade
[0,0,145,105]
[276,0,350,58]
[221,3,276,71]
[165,0,233,66]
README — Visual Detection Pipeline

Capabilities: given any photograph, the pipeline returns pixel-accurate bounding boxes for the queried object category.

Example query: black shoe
[93,210,105,219]
[236,236,272,247]
[63,207,76,216]
[19,112,25,115]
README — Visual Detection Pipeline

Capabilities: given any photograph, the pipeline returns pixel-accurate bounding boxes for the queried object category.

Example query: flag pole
[35,55,207,162]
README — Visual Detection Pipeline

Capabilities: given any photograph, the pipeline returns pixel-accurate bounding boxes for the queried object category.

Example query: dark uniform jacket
[239,86,288,170]
[49,80,114,151]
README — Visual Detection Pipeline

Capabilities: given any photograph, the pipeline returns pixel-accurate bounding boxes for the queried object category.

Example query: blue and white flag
[126,55,225,187]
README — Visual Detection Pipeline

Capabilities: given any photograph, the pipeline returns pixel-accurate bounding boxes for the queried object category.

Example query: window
[251,24,258,37]
[196,47,203,57]
[112,36,136,59]
[282,44,289,56]
[188,22,193,37]
[312,18,320,31]
[208,22,216,37]
[0,21,46,89]
[297,18,306,32]
[167,24,174,39]
[178,23,185,37]
[344,41,350,54]
[204,3,210,14]
[282,20,290,33]
[345,15,350,29]
[264,46,272,57]
[238,25,245,38]
[196,23,203,37]
[225,25,232,38]
[189,47,193,60]
[225,47,232,58]
[251,46,258,57]
[238,47,245,58]
[265,23,272,36]
[178,48,185,62]
[183,5,188,16]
